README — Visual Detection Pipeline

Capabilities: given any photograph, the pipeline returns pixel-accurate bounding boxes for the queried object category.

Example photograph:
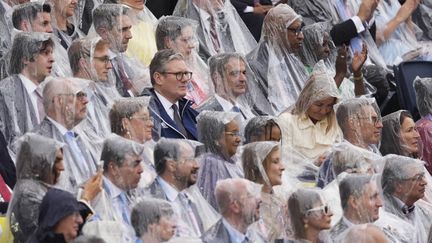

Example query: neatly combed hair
[339,174,373,210]
[155,16,196,50]
[109,97,150,136]
[93,4,129,33]
[336,98,371,135]
[149,49,184,85]
[208,52,246,88]
[12,2,51,30]
[100,135,144,171]
[9,32,54,74]
[131,198,174,237]
[153,138,182,175]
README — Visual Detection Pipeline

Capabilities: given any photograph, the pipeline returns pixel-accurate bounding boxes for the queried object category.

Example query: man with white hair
[202,178,262,243]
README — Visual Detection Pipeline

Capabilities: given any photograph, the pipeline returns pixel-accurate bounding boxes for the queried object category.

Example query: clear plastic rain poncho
[412,0,432,41]
[374,0,432,65]
[90,3,151,97]
[289,0,340,26]
[198,52,273,119]
[242,141,288,241]
[333,224,389,243]
[196,110,244,210]
[7,133,62,243]
[130,198,176,243]
[0,31,54,154]
[247,4,309,115]
[278,62,342,185]
[9,1,74,78]
[34,77,99,191]
[380,110,422,158]
[335,97,382,152]
[287,188,332,242]
[413,77,432,173]
[380,154,432,243]
[173,0,257,59]
[109,96,157,188]
[155,16,212,106]
[86,133,144,243]
[243,116,281,144]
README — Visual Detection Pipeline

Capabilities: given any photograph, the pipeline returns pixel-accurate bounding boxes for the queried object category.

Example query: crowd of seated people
[0,0,432,242]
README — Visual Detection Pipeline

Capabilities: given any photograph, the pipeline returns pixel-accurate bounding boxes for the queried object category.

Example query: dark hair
[93,4,129,33]
[339,174,373,210]
[12,2,51,30]
[155,16,196,51]
[149,49,184,85]
[208,53,246,89]
[288,189,322,239]
[243,116,280,144]
[153,138,182,175]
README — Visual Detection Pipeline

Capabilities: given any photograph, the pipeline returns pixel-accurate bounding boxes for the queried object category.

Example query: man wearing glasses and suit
[141,49,199,140]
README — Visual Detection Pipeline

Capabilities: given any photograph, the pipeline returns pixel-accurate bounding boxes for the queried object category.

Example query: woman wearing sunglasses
[287,188,333,242]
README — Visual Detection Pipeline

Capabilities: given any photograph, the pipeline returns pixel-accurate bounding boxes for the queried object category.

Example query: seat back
[393,61,432,120]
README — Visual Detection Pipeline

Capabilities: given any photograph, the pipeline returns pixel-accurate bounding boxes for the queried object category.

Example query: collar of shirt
[108,49,118,60]
[19,74,39,94]
[157,176,179,202]
[215,94,235,112]
[47,116,70,136]
[297,113,329,130]
[155,90,179,121]
[342,216,355,227]
[392,195,413,213]
[222,218,247,243]
[103,175,124,200]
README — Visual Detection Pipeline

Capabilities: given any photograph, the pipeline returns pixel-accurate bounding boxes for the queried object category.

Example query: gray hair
[214,178,252,215]
[42,77,80,112]
[12,2,51,30]
[101,134,144,171]
[131,198,174,237]
[93,4,129,33]
[336,98,375,135]
[155,16,197,50]
[149,49,184,85]
[414,77,432,117]
[339,174,373,210]
[9,32,54,74]
[208,52,246,91]
[109,97,150,136]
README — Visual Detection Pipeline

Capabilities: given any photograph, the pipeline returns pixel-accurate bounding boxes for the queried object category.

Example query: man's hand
[253,4,272,15]
[81,172,103,202]
[351,43,368,75]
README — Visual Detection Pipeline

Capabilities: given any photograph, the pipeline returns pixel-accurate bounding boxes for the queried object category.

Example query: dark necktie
[402,204,415,215]
[172,104,187,137]
[209,16,221,53]
[114,59,134,96]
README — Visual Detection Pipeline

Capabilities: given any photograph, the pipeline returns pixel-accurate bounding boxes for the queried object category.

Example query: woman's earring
[304,223,308,230]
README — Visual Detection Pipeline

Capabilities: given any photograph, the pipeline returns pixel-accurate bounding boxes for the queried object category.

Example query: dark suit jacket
[141,88,199,140]
[146,0,178,18]
[0,131,16,189]
[330,18,377,46]
[201,219,231,243]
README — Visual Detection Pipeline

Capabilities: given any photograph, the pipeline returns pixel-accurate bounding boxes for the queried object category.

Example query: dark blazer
[146,0,178,18]
[0,131,16,189]
[141,88,199,140]
[201,219,231,243]
[330,19,377,46]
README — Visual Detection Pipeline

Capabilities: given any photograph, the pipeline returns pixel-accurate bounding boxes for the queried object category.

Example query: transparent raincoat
[287,188,333,242]
[155,16,212,106]
[0,31,54,154]
[278,62,342,186]
[173,0,257,59]
[109,96,157,188]
[380,154,432,243]
[380,110,422,158]
[242,141,289,241]
[197,52,273,120]
[289,0,340,26]
[91,4,151,97]
[33,77,99,191]
[130,198,176,243]
[196,110,244,210]
[413,77,432,174]
[247,4,309,115]
[6,133,62,243]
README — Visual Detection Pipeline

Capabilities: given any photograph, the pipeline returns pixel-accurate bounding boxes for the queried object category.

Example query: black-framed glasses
[161,71,193,81]
[287,23,305,36]
[93,55,111,65]
[75,91,88,101]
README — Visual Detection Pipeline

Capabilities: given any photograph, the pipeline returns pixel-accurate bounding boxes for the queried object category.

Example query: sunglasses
[306,204,330,215]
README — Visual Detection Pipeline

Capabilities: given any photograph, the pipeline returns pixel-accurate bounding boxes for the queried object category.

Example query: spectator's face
[397,167,427,204]
[238,184,261,226]
[219,120,241,158]
[111,15,132,53]
[91,44,112,82]
[304,201,333,231]
[26,44,54,83]
[400,116,420,155]
[52,148,65,184]
[223,58,247,98]
[54,0,77,18]
[175,144,200,187]
[72,91,89,125]
[264,148,284,186]
[154,59,190,103]
[125,108,154,144]
[357,105,383,145]
[355,182,383,222]
[121,0,145,11]
[286,19,304,53]
[154,215,176,241]
[171,26,197,59]
[306,97,336,123]
[53,212,83,242]
[317,33,331,60]
[117,153,143,190]
[31,12,53,33]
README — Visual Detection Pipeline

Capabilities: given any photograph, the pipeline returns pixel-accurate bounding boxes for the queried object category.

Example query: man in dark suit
[202,178,261,243]
[144,138,204,238]
[146,0,178,18]
[141,49,199,140]
[33,77,98,191]
[0,32,54,150]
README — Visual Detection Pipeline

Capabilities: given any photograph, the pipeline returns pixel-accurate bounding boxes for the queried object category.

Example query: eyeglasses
[93,55,111,65]
[228,70,247,78]
[130,116,154,125]
[225,131,241,137]
[287,23,304,36]
[403,172,425,182]
[306,205,330,215]
[161,71,193,81]
[76,92,87,101]
[357,116,382,126]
